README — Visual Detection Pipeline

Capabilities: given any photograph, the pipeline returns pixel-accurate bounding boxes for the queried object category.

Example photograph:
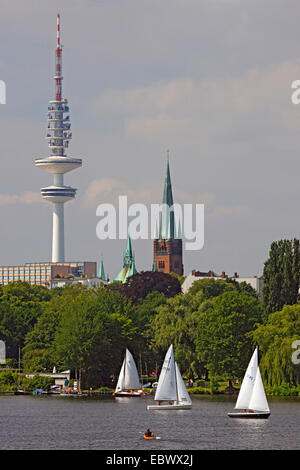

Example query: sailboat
[228,347,270,419]
[112,349,146,397]
[147,344,192,410]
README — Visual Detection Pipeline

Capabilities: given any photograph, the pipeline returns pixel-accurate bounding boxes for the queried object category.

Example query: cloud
[83,177,160,209]
[83,176,214,210]
[209,205,253,218]
[126,113,190,140]
[0,192,42,206]
[90,60,300,144]
[92,78,196,115]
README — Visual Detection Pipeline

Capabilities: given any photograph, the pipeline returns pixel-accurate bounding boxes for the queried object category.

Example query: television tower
[35,14,82,262]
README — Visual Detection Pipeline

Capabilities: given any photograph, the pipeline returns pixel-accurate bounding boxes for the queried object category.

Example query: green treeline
[0,240,299,393]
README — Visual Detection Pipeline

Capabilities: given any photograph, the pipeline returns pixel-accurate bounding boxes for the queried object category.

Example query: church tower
[153,158,183,276]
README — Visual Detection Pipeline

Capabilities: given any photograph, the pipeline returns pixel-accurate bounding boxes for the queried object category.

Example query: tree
[149,278,261,381]
[53,288,136,387]
[225,278,258,298]
[250,303,300,386]
[108,271,182,304]
[150,294,206,379]
[187,278,236,299]
[195,290,263,385]
[129,292,167,370]
[0,282,51,360]
[169,272,186,286]
[262,239,300,315]
[22,284,88,372]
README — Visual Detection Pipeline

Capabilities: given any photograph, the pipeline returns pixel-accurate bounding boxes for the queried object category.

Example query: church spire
[160,152,174,239]
[124,234,134,265]
[162,151,174,208]
[98,256,106,281]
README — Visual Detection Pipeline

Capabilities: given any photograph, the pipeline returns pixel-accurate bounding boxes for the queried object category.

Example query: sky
[0,0,300,279]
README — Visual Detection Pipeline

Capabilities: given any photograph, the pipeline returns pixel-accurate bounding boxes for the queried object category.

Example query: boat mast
[139,352,143,386]
[124,349,127,390]
[172,346,179,403]
[18,345,21,387]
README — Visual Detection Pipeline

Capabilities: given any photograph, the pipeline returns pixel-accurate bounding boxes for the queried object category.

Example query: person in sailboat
[145,429,154,437]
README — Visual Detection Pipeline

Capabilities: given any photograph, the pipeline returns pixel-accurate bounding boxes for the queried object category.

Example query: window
[158,261,165,269]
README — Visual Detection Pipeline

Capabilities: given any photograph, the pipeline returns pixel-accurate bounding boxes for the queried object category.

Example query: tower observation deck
[35,14,82,262]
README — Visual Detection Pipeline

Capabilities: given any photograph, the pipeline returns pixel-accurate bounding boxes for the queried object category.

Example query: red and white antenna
[55,13,62,101]
[56,13,61,50]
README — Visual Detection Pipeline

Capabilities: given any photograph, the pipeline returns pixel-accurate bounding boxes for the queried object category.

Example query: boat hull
[59,393,88,397]
[113,391,146,397]
[228,412,270,419]
[148,404,192,410]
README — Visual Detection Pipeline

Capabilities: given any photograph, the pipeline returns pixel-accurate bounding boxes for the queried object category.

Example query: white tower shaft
[52,203,65,262]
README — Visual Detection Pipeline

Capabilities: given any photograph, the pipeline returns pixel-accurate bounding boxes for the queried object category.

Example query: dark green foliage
[0,260,299,391]
[22,375,54,392]
[169,272,186,286]
[108,271,181,304]
[149,279,262,381]
[250,303,300,386]
[195,290,263,380]
[187,277,235,299]
[0,370,18,386]
[0,282,50,359]
[262,239,300,314]
[24,285,136,388]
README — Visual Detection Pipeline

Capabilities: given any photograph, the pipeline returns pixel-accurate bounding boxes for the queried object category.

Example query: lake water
[0,394,299,450]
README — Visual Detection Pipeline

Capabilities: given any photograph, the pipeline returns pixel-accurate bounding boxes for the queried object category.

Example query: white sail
[175,362,192,405]
[154,345,178,402]
[235,347,258,410]
[123,349,141,390]
[115,359,125,392]
[248,366,270,412]
[115,349,141,392]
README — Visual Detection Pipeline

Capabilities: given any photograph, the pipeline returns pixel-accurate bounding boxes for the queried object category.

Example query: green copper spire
[159,154,175,239]
[162,156,174,208]
[126,259,137,278]
[98,256,106,281]
[123,234,134,266]
[153,256,158,272]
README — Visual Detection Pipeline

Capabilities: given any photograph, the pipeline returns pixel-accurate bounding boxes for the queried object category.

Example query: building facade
[182,270,264,297]
[0,261,96,288]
